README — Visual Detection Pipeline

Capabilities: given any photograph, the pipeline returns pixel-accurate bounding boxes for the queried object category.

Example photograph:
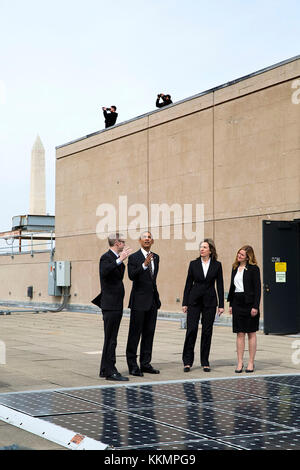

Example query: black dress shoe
[129,367,144,377]
[141,365,160,374]
[106,373,129,381]
[183,366,191,372]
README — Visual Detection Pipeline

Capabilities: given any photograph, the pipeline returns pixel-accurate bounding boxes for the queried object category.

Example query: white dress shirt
[234,268,245,292]
[141,248,155,273]
[110,248,122,264]
[201,258,210,278]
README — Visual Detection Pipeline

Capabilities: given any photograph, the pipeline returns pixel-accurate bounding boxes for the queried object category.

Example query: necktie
[148,255,154,278]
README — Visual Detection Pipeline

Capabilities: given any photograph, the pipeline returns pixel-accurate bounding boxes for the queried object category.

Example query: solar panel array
[1,374,300,450]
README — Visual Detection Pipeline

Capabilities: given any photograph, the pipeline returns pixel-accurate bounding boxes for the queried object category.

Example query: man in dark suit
[156,93,173,108]
[102,106,118,128]
[92,233,132,381]
[126,231,161,377]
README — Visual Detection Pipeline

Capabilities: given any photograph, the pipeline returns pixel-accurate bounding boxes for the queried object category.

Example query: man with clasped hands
[126,231,161,377]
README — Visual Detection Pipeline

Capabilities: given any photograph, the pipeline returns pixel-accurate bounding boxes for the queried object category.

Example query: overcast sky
[0,0,299,232]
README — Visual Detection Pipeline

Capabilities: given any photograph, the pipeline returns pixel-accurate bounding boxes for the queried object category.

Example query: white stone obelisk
[29,135,46,215]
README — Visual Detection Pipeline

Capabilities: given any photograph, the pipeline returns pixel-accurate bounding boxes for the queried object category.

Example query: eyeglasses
[118,240,126,244]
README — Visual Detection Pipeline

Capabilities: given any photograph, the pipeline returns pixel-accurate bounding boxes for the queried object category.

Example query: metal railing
[0,231,55,258]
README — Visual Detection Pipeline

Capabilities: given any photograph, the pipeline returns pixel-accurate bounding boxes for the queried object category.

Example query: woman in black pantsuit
[227,245,261,373]
[182,239,224,372]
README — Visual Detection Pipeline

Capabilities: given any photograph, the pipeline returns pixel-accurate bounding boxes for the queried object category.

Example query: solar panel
[1,374,300,450]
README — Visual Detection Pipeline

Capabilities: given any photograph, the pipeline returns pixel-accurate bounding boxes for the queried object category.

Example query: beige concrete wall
[0,252,55,304]
[54,57,300,313]
[1,57,299,313]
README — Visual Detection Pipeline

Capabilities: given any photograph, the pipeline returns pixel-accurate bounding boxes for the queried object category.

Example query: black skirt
[232,292,259,333]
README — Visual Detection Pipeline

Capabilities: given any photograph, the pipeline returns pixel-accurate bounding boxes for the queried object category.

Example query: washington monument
[29,135,46,215]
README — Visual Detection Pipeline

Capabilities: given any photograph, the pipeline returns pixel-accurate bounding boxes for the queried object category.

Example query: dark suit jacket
[227,264,261,310]
[103,110,118,128]
[156,97,173,108]
[128,249,161,311]
[92,250,125,310]
[182,258,224,308]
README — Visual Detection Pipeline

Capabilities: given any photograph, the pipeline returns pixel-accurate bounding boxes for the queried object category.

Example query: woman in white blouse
[227,246,261,373]
[182,239,224,372]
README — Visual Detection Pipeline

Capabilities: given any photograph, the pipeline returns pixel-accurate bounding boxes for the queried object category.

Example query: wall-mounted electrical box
[27,286,33,298]
[48,262,62,296]
[56,261,71,287]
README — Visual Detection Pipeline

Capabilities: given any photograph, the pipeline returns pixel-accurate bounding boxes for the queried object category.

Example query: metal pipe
[0,287,70,315]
